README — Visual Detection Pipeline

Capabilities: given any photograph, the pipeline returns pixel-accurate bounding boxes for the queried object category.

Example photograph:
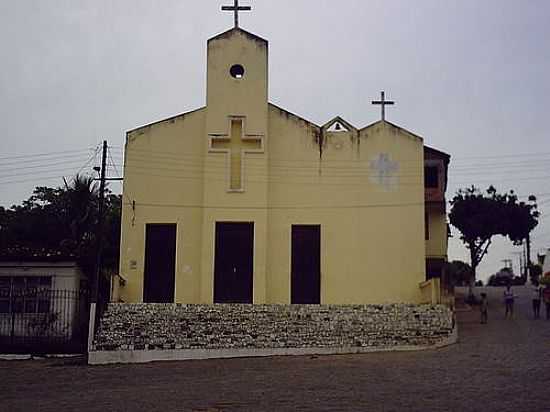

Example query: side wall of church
[119,109,206,303]
[266,109,426,304]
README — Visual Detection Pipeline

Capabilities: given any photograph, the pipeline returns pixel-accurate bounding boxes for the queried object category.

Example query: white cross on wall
[370,153,399,189]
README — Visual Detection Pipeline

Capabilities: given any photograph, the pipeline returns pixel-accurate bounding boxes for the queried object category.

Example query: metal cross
[222,0,252,28]
[372,91,395,121]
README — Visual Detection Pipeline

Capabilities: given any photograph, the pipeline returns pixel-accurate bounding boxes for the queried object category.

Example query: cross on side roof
[372,91,395,122]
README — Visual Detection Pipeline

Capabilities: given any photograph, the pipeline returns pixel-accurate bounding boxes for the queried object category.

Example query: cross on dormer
[209,118,264,191]
[372,91,395,122]
[222,0,252,28]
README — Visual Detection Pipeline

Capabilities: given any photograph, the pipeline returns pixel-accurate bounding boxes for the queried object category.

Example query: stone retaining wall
[90,303,455,364]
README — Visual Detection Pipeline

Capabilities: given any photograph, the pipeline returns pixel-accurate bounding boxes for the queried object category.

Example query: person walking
[543,284,550,320]
[480,292,488,324]
[504,284,515,319]
[532,281,543,319]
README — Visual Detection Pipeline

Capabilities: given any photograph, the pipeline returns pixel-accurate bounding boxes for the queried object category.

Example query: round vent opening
[230,64,245,79]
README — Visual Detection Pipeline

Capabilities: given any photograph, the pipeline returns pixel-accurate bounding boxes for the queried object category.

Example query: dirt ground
[2,286,549,411]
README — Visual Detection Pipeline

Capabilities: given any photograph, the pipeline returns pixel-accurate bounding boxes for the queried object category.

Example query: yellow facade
[118,27,449,305]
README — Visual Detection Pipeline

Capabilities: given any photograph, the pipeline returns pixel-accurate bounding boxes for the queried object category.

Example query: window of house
[425,166,439,188]
[0,276,52,314]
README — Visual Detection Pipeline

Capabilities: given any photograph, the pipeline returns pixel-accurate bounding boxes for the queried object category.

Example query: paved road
[2,286,549,412]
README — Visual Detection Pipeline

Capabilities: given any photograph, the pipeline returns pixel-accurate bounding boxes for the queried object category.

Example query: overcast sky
[1,0,549,281]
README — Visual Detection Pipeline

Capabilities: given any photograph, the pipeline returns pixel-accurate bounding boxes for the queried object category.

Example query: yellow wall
[426,204,447,259]
[119,108,206,303]
[119,28,438,305]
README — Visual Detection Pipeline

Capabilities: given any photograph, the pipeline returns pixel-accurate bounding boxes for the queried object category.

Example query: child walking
[532,281,543,319]
[504,284,515,319]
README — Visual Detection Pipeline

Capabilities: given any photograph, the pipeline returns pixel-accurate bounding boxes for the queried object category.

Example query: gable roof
[321,116,358,132]
[360,120,424,143]
[268,102,321,130]
[424,145,451,162]
[208,27,268,45]
[127,107,206,134]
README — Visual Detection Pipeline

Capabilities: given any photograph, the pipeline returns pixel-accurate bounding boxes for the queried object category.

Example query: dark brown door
[143,224,176,303]
[291,225,321,304]
[214,222,254,304]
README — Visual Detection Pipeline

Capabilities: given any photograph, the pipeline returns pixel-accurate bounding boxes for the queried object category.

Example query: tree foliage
[449,186,539,281]
[0,174,121,274]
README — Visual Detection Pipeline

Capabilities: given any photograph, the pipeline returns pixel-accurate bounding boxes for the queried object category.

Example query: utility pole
[526,234,532,281]
[511,251,522,278]
[522,239,529,279]
[88,140,107,350]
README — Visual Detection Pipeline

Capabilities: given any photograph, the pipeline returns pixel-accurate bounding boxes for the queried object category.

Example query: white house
[0,257,88,350]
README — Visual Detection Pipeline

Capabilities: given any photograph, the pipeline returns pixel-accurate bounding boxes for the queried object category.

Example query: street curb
[88,326,458,365]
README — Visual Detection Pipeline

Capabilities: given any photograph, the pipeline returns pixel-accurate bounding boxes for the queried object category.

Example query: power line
[76,145,101,176]
[107,153,550,179]
[0,157,94,174]
[111,144,550,162]
[125,200,425,210]
[113,149,550,177]
[112,146,550,166]
[0,175,70,186]
[0,148,101,186]
[0,165,99,180]
[0,152,94,168]
[0,148,94,162]
[107,146,122,178]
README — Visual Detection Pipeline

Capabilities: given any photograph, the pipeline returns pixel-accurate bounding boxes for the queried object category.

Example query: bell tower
[201,8,270,304]
[206,27,268,137]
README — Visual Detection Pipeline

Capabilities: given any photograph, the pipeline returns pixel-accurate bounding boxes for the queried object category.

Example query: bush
[512,276,526,286]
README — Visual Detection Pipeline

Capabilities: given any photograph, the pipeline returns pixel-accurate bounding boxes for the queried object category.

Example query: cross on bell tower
[372,91,395,122]
[222,0,252,28]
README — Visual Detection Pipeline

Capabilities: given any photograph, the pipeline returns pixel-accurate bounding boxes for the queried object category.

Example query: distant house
[0,257,88,352]
[543,249,550,276]
[424,146,451,280]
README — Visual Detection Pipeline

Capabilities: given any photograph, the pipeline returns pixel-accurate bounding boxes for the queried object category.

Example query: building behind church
[116,25,450,306]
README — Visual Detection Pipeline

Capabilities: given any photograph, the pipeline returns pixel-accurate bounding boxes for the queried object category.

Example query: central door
[291,225,321,304]
[214,222,254,304]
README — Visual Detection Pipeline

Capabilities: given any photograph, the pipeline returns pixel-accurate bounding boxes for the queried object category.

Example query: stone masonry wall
[93,304,454,352]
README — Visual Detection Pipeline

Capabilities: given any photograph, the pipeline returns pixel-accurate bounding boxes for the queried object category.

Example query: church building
[117,3,450,305]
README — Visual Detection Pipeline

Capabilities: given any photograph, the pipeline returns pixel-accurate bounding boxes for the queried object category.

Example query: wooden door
[291,225,321,304]
[214,222,254,304]
[143,224,176,303]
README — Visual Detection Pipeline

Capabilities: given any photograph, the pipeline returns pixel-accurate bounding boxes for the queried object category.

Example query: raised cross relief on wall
[208,117,264,192]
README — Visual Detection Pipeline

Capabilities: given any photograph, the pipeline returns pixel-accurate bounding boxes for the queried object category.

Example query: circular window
[230,64,245,79]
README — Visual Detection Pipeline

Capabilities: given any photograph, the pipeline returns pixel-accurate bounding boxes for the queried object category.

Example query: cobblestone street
[2,286,549,412]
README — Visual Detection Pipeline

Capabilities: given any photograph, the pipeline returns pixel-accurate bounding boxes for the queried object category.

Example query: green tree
[445,260,474,287]
[449,186,539,284]
[0,175,121,276]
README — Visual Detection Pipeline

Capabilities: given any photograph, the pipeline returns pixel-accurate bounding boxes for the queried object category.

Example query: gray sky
[1,0,549,281]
